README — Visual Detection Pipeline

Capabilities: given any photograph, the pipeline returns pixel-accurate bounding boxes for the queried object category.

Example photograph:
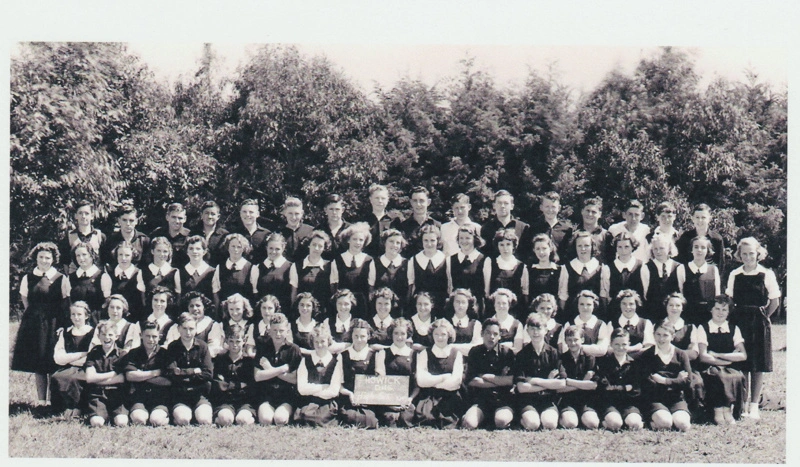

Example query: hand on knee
[581,411,600,429]
[559,411,579,429]
[624,413,643,430]
[603,413,623,431]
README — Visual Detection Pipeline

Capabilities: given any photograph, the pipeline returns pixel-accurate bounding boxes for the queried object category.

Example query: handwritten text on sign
[352,375,410,405]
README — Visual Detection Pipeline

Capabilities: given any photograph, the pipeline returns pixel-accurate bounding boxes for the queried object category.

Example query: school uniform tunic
[68,265,111,323]
[411,314,434,348]
[726,264,780,373]
[252,257,294,313]
[290,258,332,316]
[332,252,373,319]
[371,255,410,316]
[415,346,464,429]
[641,259,678,321]
[559,225,613,264]
[328,315,356,344]
[179,263,215,305]
[213,257,253,303]
[558,258,610,323]
[108,264,146,322]
[485,256,529,320]
[141,263,180,298]
[12,267,69,373]
[696,321,746,413]
[440,219,482,257]
[676,262,720,325]
[292,319,318,353]
[451,316,480,345]
[638,345,692,415]
[294,352,342,426]
[51,325,94,410]
[612,314,655,349]
[370,315,394,347]
[608,222,651,264]
[528,264,561,304]
[379,345,417,427]
[608,258,645,306]
[340,347,379,427]
[409,251,448,317]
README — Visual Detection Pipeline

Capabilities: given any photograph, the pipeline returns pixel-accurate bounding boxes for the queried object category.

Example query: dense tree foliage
[10,43,787,317]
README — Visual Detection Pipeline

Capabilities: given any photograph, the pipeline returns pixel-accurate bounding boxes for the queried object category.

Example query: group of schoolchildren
[11,185,781,431]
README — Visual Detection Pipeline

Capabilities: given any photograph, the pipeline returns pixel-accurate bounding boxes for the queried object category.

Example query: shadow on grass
[9,401,59,420]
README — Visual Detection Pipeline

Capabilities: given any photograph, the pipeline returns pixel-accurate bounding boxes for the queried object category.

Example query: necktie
[626,320,632,329]
[621,268,630,284]
[662,262,667,278]
[349,256,355,268]
[119,271,127,280]
[193,270,200,280]
[580,266,590,280]
[426,259,435,273]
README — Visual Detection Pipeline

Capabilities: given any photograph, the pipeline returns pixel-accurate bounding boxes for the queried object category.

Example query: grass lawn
[8,323,787,462]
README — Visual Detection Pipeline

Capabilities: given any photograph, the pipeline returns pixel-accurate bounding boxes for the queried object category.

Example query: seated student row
[49,283,751,431]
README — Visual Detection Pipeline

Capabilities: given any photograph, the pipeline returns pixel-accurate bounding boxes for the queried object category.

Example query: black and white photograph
[3,1,793,463]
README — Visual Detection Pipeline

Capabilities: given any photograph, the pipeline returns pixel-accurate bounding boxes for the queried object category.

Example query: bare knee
[559,410,579,429]
[173,406,193,426]
[521,410,540,430]
[235,410,255,425]
[603,412,623,431]
[625,413,643,430]
[130,409,149,425]
[461,406,483,430]
[495,408,514,429]
[581,410,600,429]
[150,409,169,427]
[113,414,129,427]
[651,410,672,430]
[195,405,213,425]
[672,411,691,431]
[216,408,235,427]
[258,403,275,425]
[540,408,559,430]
